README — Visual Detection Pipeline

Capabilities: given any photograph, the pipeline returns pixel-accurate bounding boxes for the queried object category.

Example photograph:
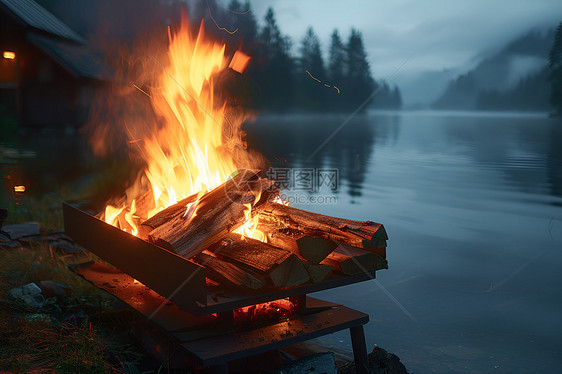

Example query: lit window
[3,51,15,60]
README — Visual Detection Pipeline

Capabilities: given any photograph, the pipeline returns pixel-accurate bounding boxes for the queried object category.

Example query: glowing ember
[229,51,251,74]
[233,298,296,327]
[100,16,267,241]
[13,185,25,193]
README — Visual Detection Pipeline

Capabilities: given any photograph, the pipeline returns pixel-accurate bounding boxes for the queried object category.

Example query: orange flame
[100,16,266,241]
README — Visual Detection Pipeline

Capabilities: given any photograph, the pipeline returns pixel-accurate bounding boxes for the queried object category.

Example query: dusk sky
[245,0,562,79]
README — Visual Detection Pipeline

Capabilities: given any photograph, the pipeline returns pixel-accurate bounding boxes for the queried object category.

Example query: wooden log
[258,223,337,264]
[363,246,386,259]
[255,202,388,249]
[139,176,277,240]
[257,224,332,283]
[116,209,142,234]
[208,234,310,288]
[302,262,332,284]
[133,189,155,220]
[321,245,387,276]
[148,170,269,259]
[137,193,199,240]
[195,251,265,290]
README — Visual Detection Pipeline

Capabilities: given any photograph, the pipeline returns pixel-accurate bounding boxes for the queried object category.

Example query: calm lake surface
[247,111,562,374]
[2,110,562,373]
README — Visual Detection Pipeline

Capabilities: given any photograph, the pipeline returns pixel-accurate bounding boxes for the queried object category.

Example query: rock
[9,282,45,309]
[336,346,410,374]
[0,233,20,249]
[369,347,409,374]
[42,231,74,243]
[2,222,40,240]
[39,280,72,301]
[17,235,42,245]
[48,240,85,254]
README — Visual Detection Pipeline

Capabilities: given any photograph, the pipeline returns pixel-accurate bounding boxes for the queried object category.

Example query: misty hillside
[433,28,555,111]
[394,69,458,108]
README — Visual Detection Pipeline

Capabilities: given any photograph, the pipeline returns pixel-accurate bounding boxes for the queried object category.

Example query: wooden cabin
[0,0,112,128]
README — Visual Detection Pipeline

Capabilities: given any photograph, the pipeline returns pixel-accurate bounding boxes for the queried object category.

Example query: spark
[305,70,340,94]
[128,138,145,144]
[14,185,25,193]
[133,84,151,98]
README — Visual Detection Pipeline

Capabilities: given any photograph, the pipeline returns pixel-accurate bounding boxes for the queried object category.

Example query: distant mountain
[433,28,555,111]
[394,69,458,108]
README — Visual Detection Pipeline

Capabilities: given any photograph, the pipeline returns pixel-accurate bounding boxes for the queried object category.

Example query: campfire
[63,15,388,373]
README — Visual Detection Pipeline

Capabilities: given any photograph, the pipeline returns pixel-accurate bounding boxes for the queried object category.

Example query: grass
[0,240,143,372]
[0,314,139,373]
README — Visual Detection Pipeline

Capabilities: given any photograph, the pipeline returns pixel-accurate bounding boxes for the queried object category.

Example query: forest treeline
[194,0,401,112]
[550,22,562,115]
[37,0,401,113]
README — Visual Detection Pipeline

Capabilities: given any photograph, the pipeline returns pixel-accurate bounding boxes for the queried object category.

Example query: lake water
[247,110,562,374]
[2,110,562,373]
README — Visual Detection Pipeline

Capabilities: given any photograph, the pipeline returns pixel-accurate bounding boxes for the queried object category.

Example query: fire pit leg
[350,325,371,374]
[289,294,307,312]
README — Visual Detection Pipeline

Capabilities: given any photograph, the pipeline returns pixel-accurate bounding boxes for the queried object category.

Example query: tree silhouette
[298,27,327,110]
[549,22,562,114]
[345,29,376,110]
[328,29,347,111]
[225,0,258,47]
[255,7,295,111]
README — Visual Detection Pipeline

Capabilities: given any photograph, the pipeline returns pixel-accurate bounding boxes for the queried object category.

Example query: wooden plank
[148,171,273,260]
[195,252,265,290]
[209,234,310,287]
[71,261,214,332]
[63,203,207,306]
[181,305,369,366]
[199,271,376,316]
[321,245,388,276]
[137,193,199,240]
[260,223,337,264]
[255,202,388,248]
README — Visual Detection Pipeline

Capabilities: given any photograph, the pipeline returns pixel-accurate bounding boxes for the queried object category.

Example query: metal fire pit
[63,203,378,316]
[63,203,375,373]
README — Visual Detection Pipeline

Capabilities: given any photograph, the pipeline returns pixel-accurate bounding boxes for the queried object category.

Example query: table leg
[350,325,373,374]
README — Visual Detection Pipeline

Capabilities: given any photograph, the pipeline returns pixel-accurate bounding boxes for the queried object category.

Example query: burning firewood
[195,251,265,290]
[255,202,388,249]
[147,170,273,259]
[321,245,388,276]
[258,222,338,264]
[137,193,200,240]
[208,233,310,288]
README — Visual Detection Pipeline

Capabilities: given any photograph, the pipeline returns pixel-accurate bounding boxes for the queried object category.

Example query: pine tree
[298,27,327,110]
[329,30,347,83]
[327,29,347,110]
[226,0,258,46]
[346,29,376,110]
[256,7,294,111]
[549,22,562,114]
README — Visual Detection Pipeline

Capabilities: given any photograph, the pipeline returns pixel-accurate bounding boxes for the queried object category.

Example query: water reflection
[245,113,400,200]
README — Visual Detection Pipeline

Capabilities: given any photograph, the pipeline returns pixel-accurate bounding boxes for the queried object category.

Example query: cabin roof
[0,0,84,43]
[27,32,113,81]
